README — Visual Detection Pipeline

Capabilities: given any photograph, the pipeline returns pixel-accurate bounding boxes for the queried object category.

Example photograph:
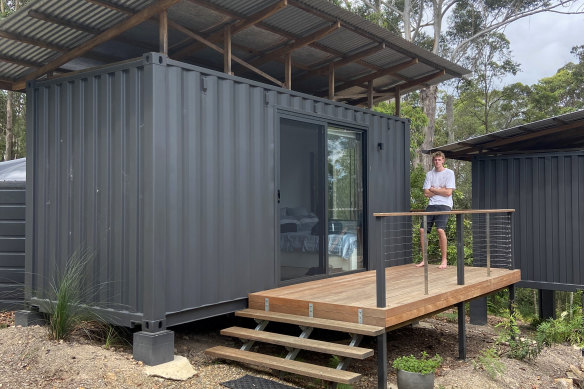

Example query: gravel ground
[1,310,582,388]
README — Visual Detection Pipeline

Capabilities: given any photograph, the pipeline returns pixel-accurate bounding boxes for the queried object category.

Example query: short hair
[432,151,445,160]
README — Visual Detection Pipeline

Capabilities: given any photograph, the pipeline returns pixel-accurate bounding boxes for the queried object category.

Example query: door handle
[277,189,281,203]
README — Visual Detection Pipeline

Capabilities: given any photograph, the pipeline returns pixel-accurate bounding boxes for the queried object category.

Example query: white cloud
[502,7,584,86]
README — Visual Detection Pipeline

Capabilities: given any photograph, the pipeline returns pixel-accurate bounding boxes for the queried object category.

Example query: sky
[501,5,584,86]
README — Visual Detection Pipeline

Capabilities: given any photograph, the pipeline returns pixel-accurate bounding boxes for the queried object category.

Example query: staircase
[205,308,385,386]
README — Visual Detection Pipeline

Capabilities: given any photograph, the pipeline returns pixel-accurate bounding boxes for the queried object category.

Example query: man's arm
[424,189,434,198]
[429,186,453,196]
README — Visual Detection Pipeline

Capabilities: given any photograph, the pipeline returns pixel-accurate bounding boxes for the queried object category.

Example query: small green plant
[472,346,505,379]
[496,308,543,361]
[328,354,343,368]
[392,351,442,375]
[437,311,458,322]
[40,248,98,340]
[536,309,584,346]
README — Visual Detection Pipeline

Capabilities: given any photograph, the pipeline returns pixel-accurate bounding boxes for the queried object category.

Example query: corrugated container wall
[0,181,25,311]
[472,152,584,290]
[26,53,409,327]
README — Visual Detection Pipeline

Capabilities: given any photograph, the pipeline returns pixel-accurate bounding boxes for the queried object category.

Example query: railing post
[377,216,386,308]
[423,215,428,295]
[375,216,387,389]
[508,211,514,270]
[456,213,464,285]
[486,213,491,277]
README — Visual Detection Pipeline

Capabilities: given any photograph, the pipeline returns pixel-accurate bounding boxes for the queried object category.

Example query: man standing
[416,151,455,269]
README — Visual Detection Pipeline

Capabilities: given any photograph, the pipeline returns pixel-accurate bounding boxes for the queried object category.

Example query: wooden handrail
[374,209,515,217]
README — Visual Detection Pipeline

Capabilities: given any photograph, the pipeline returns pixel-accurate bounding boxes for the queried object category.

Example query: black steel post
[457,302,466,360]
[377,216,386,308]
[456,213,464,285]
[376,216,387,389]
[377,332,388,389]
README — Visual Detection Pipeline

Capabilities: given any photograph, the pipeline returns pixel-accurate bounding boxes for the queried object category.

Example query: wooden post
[328,63,334,100]
[367,80,373,109]
[394,86,401,117]
[284,52,292,89]
[224,24,232,75]
[159,10,168,55]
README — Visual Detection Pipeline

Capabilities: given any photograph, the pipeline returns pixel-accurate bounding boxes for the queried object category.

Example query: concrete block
[133,330,174,366]
[14,310,45,327]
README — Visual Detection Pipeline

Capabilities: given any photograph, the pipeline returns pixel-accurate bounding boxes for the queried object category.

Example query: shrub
[496,309,543,361]
[536,309,584,347]
[392,352,442,375]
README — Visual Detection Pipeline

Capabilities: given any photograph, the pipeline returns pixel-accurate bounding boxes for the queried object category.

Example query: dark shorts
[420,205,451,233]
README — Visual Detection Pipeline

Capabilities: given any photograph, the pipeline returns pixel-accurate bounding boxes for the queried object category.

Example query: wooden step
[235,309,384,336]
[221,326,373,359]
[205,346,362,385]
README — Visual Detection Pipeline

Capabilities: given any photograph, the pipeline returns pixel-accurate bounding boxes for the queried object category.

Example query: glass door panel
[279,118,325,281]
[327,127,364,273]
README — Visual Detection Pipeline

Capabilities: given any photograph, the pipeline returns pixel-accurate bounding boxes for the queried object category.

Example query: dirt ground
[0,310,582,388]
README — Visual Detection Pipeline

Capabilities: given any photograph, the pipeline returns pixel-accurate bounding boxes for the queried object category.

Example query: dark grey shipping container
[0,158,26,311]
[26,53,409,329]
[472,152,584,290]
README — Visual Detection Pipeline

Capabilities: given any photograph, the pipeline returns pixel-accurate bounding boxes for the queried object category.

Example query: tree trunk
[446,95,454,144]
[1,0,5,14]
[5,91,13,161]
[533,289,538,318]
[417,85,438,171]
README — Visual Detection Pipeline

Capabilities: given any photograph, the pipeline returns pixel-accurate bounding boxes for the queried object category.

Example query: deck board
[249,264,520,328]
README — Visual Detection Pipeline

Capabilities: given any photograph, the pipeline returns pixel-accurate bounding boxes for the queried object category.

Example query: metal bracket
[241,319,269,351]
[335,334,363,371]
[265,298,269,311]
[285,326,313,360]
[309,303,313,318]
[358,309,363,324]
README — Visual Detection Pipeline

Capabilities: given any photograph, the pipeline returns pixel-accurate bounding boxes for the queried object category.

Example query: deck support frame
[457,302,466,360]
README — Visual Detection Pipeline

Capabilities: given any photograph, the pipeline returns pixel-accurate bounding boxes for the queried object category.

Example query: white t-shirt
[423,168,456,207]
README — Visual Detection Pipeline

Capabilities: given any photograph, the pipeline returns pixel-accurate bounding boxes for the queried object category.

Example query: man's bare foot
[438,262,447,269]
[415,262,425,267]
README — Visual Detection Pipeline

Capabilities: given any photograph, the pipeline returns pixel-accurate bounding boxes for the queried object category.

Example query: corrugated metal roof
[0,0,469,105]
[428,110,584,161]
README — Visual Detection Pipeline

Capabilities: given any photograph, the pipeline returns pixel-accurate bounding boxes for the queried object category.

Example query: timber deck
[249,264,521,328]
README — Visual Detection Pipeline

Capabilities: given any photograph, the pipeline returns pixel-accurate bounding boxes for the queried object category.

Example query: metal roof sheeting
[429,110,584,160]
[0,0,469,104]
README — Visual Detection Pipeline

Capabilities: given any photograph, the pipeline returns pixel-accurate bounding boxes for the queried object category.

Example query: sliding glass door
[279,118,326,281]
[279,118,364,282]
[327,127,364,273]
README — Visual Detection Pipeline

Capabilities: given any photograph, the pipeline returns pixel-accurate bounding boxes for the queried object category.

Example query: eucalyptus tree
[336,0,584,169]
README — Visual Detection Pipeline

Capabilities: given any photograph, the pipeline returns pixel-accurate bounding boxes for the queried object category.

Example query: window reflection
[327,127,364,273]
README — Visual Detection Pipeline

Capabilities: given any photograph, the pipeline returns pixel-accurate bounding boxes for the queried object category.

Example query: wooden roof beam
[28,9,156,52]
[334,57,418,95]
[183,0,382,75]
[366,69,445,106]
[0,54,45,69]
[250,21,341,67]
[168,20,284,87]
[83,0,136,14]
[13,0,181,90]
[173,0,288,60]
[0,29,69,53]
